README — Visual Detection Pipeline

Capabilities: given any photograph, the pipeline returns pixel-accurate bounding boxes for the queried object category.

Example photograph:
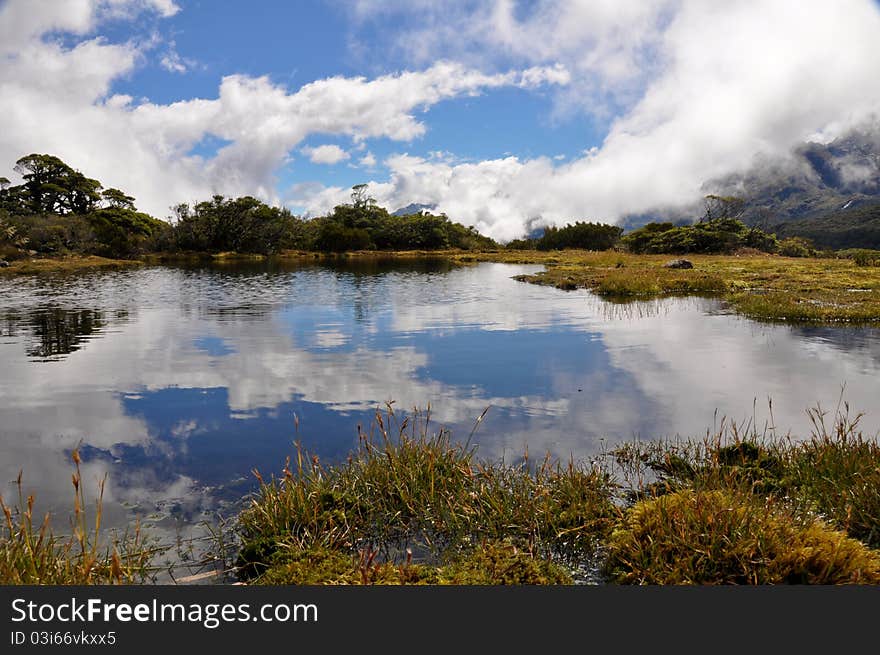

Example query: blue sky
[2,0,880,240]
[104,1,596,195]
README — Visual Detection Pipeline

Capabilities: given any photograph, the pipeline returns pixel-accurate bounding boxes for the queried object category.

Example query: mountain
[392,203,436,216]
[703,123,880,248]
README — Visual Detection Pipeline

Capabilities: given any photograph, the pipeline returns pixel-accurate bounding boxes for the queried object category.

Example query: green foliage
[505,238,538,250]
[773,201,880,250]
[168,195,296,255]
[536,221,623,251]
[837,249,880,266]
[87,207,168,257]
[777,236,815,258]
[623,218,779,255]
[101,188,136,210]
[8,213,97,255]
[8,154,101,215]
[313,220,373,252]
[0,212,29,260]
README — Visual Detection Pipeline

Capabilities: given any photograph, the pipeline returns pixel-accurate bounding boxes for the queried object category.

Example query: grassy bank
[450,250,880,324]
[4,405,879,585]
[0,254,142,275]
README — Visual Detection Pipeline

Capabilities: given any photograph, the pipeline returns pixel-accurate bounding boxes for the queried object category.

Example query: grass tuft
[0,449,164,584]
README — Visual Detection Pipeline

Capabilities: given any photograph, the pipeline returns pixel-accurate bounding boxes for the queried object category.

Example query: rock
[663,259,693,269]
[0,260,9,268]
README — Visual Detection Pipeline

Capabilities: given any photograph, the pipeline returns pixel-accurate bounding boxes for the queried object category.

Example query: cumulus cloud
[332,0,880,239]
[0,1,566,218]
[5,0,880,238]
[359,151,377,168]
[302,144,350,165]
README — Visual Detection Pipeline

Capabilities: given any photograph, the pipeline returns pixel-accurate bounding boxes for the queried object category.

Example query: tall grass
[236,405,619,581]
[0,449,164,584]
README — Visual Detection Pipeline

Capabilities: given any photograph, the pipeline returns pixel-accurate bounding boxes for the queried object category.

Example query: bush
[778,236,815,258]
[313,221,373,252]
[10,213,97,255]
[168,196,298,255]
[837,249,880,267]
[622,219,779,255]
[536,221,622,251]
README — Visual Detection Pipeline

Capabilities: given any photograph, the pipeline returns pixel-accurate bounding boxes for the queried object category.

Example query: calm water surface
[1,259,879,542]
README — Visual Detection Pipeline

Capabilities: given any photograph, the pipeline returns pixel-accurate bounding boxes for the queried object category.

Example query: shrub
[622,219,779,255]
[778,236,815,258]
[536,221,623,251]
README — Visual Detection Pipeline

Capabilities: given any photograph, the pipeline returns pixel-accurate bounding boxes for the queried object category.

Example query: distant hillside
[772,201,880,250]
[702,122,880,249]
[392,203,436,216]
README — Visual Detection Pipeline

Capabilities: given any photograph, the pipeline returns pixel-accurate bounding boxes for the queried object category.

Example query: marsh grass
[236,405,618,583]
[458,249,880,324]
[256,540,571,585]
[0,449,165,584]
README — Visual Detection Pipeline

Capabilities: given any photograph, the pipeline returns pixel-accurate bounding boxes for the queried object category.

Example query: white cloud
[322,0,880,240]
[302,144,350,165]
[159,40,195,74]
[359,151,377,168]
[0,0,568,219]
[5,0,880,239]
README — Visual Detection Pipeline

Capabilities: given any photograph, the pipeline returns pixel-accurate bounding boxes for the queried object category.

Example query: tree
[703,194,745,222]
[350,183,375,209]
[12,154,101,215]
[102,188,137,210]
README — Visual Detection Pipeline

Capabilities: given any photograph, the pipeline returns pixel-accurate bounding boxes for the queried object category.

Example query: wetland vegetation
[3,153,880,585]
[4,403,879,585]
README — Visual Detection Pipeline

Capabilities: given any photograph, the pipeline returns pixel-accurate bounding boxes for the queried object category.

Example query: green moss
[255,541,571,586]
[605,489,880,585]
[442,541,572,585]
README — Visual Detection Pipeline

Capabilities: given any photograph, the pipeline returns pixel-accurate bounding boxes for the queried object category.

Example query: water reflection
[0,260,878,543]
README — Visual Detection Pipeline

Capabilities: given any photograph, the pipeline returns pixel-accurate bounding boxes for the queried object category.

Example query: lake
[1,259,879,548]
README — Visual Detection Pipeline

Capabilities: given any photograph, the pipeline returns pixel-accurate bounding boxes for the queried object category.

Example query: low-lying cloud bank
[302,0,880,240]
[3,0,880,240]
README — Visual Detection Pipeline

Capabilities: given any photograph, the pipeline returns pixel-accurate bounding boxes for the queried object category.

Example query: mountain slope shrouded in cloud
[2,1,880,241]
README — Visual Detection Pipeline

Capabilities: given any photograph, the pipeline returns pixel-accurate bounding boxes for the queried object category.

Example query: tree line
[0,152,842,263]
[0,155,497,260]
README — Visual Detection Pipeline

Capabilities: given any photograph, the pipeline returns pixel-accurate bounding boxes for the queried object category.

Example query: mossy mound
[255,541,572,586]
[605,489,880,585]
[442,541,572,585]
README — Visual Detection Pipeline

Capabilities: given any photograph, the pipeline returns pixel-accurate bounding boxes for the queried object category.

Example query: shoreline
[3,409,878,585]
[4,248,879,325]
